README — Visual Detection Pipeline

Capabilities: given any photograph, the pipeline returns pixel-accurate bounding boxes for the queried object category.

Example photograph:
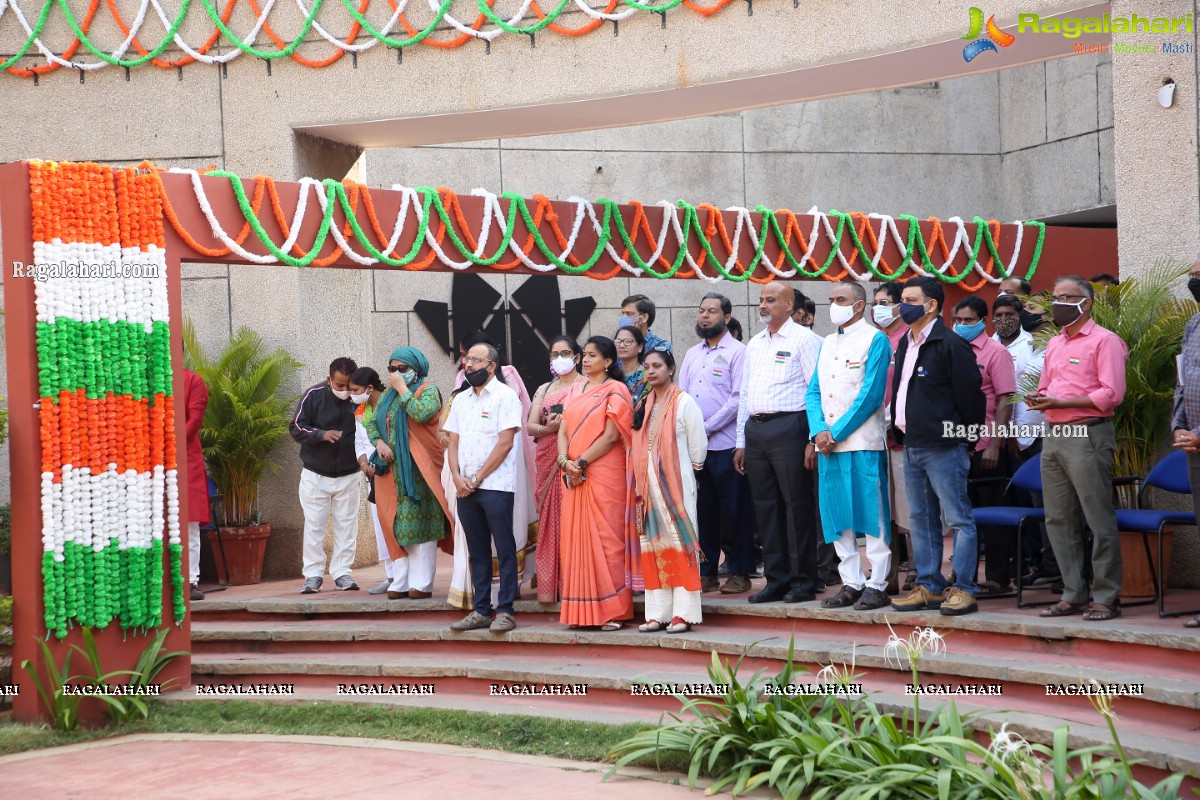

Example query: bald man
[734,282,824,603]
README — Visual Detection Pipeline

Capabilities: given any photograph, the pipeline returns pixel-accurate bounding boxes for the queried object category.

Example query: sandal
[1039,600,1088,617]
[665,617,691,634]
[600,620,624,631]
[639,620,665,632]
[1184,616,1200,628]
[1082,603,1120,622]
[977,580,1011,597]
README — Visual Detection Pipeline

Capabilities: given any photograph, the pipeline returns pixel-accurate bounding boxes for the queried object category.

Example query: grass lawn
[0,701,684,768]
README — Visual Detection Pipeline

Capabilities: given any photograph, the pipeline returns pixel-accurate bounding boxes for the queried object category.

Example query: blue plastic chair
[1113,450,1196,617]
[196,475,230,593]
[970,454,1049,607]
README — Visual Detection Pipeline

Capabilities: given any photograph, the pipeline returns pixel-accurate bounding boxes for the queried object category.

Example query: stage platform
[182,554,1200,787]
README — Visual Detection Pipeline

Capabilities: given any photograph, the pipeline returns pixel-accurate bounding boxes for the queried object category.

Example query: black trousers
[697,448,757,577]
[744,412,818,595]
[970,447,1012,585]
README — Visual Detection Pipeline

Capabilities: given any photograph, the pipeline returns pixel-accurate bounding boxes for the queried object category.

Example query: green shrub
[607,629,1190,799]
[0,503,10,556]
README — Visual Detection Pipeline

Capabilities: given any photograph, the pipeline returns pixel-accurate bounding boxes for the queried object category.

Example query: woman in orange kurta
[557,336,635,630]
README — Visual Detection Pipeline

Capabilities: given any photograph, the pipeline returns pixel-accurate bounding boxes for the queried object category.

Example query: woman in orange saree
[558,336,635,630]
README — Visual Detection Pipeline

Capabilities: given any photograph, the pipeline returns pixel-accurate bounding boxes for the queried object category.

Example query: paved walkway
[0,734,712,799]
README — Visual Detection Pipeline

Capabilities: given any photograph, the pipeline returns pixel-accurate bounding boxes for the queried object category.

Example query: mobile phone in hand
[550,404,564,414]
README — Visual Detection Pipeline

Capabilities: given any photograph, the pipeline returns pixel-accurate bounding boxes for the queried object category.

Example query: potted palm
[1020,260,1197,595]
[183,322,302,584]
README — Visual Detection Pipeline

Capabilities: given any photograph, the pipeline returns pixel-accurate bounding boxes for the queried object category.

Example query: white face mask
[872,305,896,327]
[550,356,576,376]
[330,387,351,401]
[829,302,858,327]
[350,391,370,405]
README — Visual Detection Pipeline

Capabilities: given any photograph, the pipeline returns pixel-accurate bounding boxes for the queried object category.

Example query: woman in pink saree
[528,336,584,603]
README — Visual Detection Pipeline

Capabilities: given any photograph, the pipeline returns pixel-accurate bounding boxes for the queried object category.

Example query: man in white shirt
[734,282,823,603]
[444,343,523,633]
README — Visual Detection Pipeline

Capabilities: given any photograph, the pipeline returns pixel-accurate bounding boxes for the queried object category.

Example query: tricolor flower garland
[31,160,184,638]
[163,168,1043,292]
[0,0,736,78]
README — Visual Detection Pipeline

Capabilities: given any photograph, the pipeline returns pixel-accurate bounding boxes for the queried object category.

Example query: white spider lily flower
[988,724,1033,761]
[883,621,947,668]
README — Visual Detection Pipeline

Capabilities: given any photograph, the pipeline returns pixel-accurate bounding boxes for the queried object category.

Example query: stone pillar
[1109,0,1200,273]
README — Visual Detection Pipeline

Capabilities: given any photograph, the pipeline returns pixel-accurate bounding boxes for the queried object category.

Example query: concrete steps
[187,596,1200,779]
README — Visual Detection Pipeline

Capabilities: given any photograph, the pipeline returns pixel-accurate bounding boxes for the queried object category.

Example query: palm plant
[1017,260,1197,503]
[183,320,302,527]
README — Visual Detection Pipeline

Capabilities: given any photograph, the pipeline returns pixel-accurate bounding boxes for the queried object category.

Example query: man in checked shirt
[733,282,823,604]
[1173,255,1200,629]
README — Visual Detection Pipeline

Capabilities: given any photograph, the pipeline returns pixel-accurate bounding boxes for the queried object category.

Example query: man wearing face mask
[290,357,362,594]
[953,297,1017,596]
[807,281,893,610]
[890,278,985,616]
[873,283,912,592]
[1030,276,1127,622]
[620,294,671,353]
[679,292,754,594]
[1173,256,1200,628]
[445,343,524,633]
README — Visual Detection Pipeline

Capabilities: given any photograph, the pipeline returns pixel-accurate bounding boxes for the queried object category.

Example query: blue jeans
[904,444,978,596]
[456,489,517,616]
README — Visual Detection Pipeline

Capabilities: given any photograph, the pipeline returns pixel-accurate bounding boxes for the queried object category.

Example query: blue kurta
[806,332,892,544]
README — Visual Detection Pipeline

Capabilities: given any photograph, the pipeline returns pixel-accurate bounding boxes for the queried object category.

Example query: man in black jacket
[290,357,361,594]
[889,278,986,616]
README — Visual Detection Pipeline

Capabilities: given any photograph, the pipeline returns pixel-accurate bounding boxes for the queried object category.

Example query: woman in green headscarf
[365,346,452,600]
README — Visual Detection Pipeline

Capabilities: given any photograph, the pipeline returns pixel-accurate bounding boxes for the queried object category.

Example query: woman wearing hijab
[365,347,452,599]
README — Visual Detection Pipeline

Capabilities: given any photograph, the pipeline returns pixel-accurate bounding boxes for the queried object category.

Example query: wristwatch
[576,458,588,471]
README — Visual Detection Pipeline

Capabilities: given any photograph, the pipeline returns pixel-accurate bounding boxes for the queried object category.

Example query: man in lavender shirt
[679,293,755,594]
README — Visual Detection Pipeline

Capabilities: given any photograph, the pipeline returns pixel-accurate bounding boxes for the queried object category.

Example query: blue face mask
[953,321,986,342]
[401,369,418,387]
[618,314,638,330]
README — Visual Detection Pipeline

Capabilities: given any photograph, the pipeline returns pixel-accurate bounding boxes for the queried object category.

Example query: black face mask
[464,368,490,387]
[1019,308,1046,332]
[1188,277,1200,303]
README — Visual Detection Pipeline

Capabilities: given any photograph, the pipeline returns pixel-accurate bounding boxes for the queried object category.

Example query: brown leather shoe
[387,590,409,600]
[408,590,432,599]
[701,576,720,593]
[720,574,751,594]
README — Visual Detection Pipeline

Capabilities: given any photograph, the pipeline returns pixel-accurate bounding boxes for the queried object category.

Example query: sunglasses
[387,365,410,373]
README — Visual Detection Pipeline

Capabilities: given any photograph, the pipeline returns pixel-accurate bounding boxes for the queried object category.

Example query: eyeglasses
[650,344,671,353]
[548,350,575,359]
[386,365,409,373]
[1051,294,1085,302]
[614,338,637,347]
[463,357,492,367]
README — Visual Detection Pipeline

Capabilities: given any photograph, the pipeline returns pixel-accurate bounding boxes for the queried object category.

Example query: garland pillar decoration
[30,161,184,638]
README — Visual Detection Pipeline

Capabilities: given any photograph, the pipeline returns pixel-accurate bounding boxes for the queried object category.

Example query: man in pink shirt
[1029,275,1128,622]
[952,297,1017,595]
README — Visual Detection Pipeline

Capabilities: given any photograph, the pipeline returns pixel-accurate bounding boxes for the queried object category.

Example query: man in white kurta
[805,282,892,610]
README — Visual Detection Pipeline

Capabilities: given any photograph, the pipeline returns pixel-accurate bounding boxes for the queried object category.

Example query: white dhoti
[888,449,910,532]
[188,521,201,584]
[368,499,392,580]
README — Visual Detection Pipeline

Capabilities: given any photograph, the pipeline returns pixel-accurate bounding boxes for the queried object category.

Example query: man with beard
[734,282,823,603]
[679,293,754,594]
